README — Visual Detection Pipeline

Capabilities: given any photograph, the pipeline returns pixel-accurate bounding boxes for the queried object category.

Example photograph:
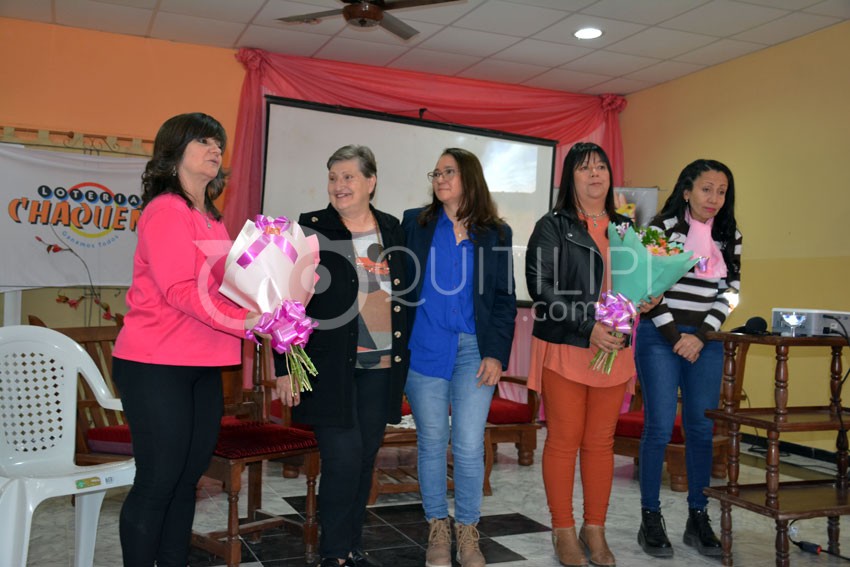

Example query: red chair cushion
[213,421,317,458]
[487,397,533,425]
[615,410,686,444]
[86,424,133,455]
[86,416,317,458]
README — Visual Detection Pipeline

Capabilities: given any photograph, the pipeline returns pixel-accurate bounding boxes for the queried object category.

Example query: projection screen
[262,97,557,304]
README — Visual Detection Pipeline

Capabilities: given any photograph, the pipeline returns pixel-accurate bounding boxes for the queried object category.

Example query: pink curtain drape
[224,48,627,238]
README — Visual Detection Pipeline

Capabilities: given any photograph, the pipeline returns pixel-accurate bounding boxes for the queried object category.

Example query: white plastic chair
[0,325,135,567]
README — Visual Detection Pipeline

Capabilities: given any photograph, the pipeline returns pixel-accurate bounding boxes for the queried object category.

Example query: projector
[771,308,850,337]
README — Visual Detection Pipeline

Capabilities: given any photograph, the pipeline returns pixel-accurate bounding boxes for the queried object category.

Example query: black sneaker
[638,508,674,557]
[683,508,722,557]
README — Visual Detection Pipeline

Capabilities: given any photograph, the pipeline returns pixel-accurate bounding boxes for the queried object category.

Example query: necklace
[447,212,467,241]
[195,207,211,228]
[454,222,467,241]
[578,207,607,228]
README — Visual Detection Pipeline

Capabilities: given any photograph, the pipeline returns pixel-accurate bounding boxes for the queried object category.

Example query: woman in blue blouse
[402,148,516,567]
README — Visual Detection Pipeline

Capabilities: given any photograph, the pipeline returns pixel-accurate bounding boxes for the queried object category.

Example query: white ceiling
[2,0,849,94]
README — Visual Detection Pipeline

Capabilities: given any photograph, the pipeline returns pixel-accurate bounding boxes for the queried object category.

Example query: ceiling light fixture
[574,27,603,40]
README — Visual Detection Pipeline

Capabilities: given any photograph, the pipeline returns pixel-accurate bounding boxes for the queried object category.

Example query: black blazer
[401,207,516,369]
[273,204,409,427]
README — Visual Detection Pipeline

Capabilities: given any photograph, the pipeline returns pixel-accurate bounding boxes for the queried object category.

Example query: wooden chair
[613,343,749,491]
[191,339,320,566]
[486,375,542,466]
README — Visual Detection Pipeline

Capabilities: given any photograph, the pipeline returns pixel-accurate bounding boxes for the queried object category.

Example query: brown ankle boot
[579,524,615,567]
[552,527,587,567]
[454,523,485,567]
[425,518,452,567]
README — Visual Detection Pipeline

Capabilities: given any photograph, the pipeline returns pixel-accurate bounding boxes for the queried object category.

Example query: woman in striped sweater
[635,159,742,559]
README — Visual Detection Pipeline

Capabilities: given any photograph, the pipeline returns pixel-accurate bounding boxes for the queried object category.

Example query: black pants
[312,367,391,560]
[113,357,223,567]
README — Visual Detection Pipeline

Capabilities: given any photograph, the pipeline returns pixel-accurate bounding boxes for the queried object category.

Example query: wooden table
[703,331,848,566]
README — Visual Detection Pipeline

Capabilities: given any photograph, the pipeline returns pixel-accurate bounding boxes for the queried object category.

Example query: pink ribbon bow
[236,215,298,268]
[595,291,636,333]
[247,299,318,354]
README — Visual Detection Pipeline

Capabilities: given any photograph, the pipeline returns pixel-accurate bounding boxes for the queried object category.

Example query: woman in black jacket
[526,142,657,567]
[273,145,408,567]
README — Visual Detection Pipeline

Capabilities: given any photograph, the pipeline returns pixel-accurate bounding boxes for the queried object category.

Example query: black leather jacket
[525,209,631,348]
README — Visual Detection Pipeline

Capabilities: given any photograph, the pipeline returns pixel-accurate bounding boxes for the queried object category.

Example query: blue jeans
[404,333,495,525]
[635,322,723,511]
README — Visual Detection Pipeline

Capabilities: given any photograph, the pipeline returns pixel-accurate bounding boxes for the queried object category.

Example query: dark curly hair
[140,112,227,220]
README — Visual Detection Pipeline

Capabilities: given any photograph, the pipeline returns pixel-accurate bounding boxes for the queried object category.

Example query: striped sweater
[646,215,742,345]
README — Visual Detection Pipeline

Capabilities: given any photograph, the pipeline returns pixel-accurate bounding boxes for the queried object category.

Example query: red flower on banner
[38,233,123,325]
[36,236,67,254]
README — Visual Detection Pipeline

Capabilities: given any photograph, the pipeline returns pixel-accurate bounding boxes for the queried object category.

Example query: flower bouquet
[220,215,321,395]
[588,223,699,373]
[608,223,698,306]
[589,291,636,373]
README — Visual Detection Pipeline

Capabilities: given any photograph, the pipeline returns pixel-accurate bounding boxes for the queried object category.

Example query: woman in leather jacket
[526,142,656,567]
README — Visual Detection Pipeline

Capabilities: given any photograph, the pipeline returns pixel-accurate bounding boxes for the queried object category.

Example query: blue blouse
[408,209,475,379]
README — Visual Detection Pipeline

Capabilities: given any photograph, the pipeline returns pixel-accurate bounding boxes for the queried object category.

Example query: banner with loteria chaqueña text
[0,144,145,291]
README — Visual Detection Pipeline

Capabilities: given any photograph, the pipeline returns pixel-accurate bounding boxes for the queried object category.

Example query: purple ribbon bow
[696,256,709,272]
[595,291,636,333]
[236,215,298,269]
[247,299,318,354]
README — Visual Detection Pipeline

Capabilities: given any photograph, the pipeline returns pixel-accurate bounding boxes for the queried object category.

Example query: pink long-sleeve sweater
[113,194,248,367]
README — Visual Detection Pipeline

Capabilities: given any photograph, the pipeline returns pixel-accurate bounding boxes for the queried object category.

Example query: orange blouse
[527,216,636,393]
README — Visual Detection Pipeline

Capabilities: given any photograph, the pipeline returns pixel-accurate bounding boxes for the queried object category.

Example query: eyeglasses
[427,168,457,182]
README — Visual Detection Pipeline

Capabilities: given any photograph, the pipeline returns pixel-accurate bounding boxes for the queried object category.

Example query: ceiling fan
[278,0,460,41]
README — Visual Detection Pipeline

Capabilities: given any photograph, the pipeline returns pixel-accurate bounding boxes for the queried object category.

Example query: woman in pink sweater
[112,113,259,567]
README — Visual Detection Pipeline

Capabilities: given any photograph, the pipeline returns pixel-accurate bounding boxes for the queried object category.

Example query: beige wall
[621,21,850,450]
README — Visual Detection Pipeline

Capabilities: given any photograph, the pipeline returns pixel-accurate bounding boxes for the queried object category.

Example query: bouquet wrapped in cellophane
[220,215,320,395]
[609,223,699,305]
[588,223,699,374]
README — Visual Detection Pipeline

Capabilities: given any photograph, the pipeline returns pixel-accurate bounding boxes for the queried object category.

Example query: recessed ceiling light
[574,27,603,40]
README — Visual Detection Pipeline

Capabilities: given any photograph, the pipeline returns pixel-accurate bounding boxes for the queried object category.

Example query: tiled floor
[27,428,850,566]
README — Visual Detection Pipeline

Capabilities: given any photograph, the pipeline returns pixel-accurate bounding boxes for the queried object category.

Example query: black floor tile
[256,558,316,566]
[478,512,551,537]
[359,544,426,566]
[284,495,308,514]
[392,518,431,546]
[477,537,525,564]
[367,502,424,525]
[361,523,420,550]
[244,526,308,562]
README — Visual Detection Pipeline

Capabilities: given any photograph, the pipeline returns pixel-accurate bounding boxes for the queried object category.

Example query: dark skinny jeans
[312,367,391,560]
[112,357,223,567]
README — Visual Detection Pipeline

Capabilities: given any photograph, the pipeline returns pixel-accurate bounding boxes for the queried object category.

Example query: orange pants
[541,366,628,528]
